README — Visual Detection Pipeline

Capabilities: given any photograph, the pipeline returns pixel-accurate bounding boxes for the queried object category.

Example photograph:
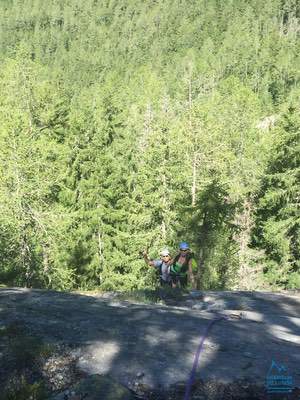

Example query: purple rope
[184,316,228,400]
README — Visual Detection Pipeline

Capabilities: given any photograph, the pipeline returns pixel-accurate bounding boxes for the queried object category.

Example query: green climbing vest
[170,253,197,277]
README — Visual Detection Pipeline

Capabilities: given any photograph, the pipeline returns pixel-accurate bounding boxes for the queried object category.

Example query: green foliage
[0,0,299,290]
[0,53,71,288]
[0,322,53,400]
[117,286,186,304]
[2,377,48,400]
[181,178,238,289]
[252,95,300,288]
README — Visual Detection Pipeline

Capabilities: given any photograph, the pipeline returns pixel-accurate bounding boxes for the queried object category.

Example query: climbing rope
[184,315,229,400]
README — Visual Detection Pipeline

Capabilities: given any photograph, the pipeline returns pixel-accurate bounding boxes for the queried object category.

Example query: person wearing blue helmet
[168,242,197,289]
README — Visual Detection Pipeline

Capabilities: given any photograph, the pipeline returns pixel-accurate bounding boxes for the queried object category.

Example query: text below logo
[266,360,293,394]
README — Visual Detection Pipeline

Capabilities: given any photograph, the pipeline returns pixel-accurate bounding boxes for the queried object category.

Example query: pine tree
[0,51,71,288]
[252,94,300,288]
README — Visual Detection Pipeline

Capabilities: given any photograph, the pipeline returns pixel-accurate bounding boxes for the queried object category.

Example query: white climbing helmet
[160,249,170,257]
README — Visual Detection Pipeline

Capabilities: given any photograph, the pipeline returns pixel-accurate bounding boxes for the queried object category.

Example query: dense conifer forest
[0,0,299,291]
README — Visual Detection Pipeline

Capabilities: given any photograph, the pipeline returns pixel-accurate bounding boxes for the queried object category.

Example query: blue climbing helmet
[179,241,189,250]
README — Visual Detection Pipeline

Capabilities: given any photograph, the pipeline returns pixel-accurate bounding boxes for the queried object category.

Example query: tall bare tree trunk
[97,229,105,284]
[192,155,197,207]
[233,198,262,290]
[161,172,167,241]
[20,233,31,288]
[187,66,199,208]
[42,243,50,286]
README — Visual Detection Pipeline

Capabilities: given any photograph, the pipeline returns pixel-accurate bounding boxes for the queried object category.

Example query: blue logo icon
[266,360,293,394]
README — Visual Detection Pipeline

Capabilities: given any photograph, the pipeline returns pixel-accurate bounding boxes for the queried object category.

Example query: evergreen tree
[252,94,300,288]
[0,51,71,288]
[0,0,299,291]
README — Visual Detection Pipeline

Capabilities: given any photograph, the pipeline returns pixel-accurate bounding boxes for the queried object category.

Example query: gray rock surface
[51,374,135,400]
[0,288,299,391]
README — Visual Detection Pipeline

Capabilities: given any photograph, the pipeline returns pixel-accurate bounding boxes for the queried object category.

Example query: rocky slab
[0,288,299,391]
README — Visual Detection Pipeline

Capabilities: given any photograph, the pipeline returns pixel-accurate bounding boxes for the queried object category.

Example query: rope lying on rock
[184,315,230,400]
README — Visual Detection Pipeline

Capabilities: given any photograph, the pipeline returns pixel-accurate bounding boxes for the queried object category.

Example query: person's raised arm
[143,250,155,267]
